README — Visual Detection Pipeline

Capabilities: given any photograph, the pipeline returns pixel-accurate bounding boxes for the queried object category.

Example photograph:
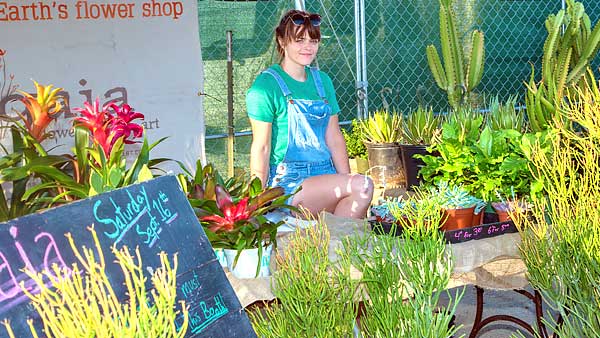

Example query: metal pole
[561,0,565,10]
[360,0,368,116]
[355,0,368,119]
[295,0,305,11]
[354,0,362,119]
[226,30,234,178]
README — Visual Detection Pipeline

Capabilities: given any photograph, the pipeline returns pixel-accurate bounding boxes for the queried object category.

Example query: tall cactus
[426,0,485,111]
[525,0,600,132]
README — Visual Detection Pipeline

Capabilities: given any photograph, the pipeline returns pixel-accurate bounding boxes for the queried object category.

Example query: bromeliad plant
[1,88,169,216]
[21,99,167,202]
[195,172,297,264]
[0,80,66,220]
[71,99,164,196]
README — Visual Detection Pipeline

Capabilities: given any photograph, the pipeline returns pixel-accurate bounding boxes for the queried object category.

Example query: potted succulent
[189,170,296,278]
[342,119,368,174]
[400,106,442,190]
[434,182,486,231]
[358,109,405,187]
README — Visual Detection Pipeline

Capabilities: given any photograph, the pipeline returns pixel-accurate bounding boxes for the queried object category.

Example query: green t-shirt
[246,64,340,165]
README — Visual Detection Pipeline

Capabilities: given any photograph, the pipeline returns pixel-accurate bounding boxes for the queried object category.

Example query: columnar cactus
[426,0,485,111]
[525,0,600,132]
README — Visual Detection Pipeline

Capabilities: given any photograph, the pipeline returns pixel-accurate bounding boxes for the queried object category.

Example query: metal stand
[468,286,561,338]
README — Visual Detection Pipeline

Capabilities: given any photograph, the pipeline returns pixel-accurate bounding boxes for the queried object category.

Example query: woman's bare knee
[350,174,374,199]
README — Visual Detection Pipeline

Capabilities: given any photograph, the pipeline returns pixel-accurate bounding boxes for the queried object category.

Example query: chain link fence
[198,0,600,174]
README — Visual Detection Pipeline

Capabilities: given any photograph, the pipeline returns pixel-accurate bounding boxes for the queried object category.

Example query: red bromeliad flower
[201,186,257,233]
[74,99,144,158]
[74,99,112,157]
[107,103,144,145]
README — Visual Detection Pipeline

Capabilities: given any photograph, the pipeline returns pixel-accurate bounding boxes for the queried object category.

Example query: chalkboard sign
[368,216,517,244]
[444,220,517,244]
[0,175,256,338]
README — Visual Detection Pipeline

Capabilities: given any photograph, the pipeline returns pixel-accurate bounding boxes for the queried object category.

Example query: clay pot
[441,206,476,231]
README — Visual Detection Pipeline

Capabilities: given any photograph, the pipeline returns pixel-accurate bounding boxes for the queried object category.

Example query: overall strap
[262,68,292,97]
[310,67,327,100]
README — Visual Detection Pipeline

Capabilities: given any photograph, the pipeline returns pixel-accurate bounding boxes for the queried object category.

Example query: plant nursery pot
[494,209,510,223]
[364,142,404,188]
[349,157,369,174]
[491,202,515,223]
[441,206,476,231]
[400,144,429,190]
[224,244,273,279]
[213,247,228,268]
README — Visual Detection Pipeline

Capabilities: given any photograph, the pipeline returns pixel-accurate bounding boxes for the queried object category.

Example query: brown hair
[275,10,321,60]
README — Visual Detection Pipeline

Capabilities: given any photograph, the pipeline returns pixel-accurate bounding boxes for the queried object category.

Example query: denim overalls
[265,67,336,197]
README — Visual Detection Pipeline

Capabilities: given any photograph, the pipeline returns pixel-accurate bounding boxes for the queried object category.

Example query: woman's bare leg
[290,174,374,219]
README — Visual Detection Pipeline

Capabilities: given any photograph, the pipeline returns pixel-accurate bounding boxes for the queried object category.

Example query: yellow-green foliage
[249,214,358,337]
[514,86,600,337]
[3,228,188,338]
[359,110,404,144]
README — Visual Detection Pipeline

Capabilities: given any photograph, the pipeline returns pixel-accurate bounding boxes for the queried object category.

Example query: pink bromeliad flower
[74,99,144,159]
[107,103,144,145]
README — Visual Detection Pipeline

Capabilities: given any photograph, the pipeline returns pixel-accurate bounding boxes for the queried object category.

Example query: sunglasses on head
[287,13,321,27]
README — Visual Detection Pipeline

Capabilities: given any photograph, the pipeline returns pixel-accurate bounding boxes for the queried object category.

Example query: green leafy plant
[419,114,538,201]
[426,0,485,110]
[403,106,442,145]
[359,109,404,144]
[3,227,188,338]
[342,119,367,159]
[524,0,600,132]
[249,214,358,337]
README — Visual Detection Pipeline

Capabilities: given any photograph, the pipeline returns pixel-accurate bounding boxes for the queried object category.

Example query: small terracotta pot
[491,202,514,223]
[441,206,476,231]
[494,210,511,223]
[472,211,485,226]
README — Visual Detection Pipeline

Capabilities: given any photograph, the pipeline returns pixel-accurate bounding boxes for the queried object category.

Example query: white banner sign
[0,0,205,172]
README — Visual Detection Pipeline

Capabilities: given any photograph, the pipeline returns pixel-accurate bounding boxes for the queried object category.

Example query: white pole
[354,0,362,118]
[360,0,368,117]
[295,0,305,11]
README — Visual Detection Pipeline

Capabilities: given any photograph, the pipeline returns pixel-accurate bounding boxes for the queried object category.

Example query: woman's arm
[325,115,350,174]
[249,119,272,187]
